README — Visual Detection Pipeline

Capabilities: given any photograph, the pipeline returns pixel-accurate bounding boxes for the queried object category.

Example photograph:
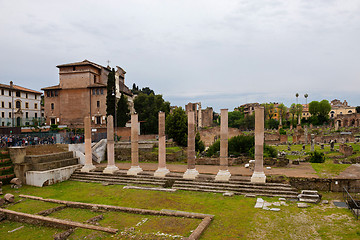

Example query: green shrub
[309,151,325,163]
[279,128,286,135]
[206,140,220,157]
[248,144,278,158]
[228,135,255,156]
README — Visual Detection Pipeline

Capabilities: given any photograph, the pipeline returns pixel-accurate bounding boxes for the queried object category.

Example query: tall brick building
[42,60,133,128]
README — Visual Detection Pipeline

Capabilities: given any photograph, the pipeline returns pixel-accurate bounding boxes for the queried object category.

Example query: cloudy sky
[0,0,359,112]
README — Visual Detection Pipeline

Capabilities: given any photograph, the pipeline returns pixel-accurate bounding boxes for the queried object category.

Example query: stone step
[297,194,320,199]
[172,184,298,195]
[173,180,295,191]
[70,174,166,184]
[26,152,74,164]
[71,172,167,183]
[70,177,165,187]
[173,187,298,198]
[33,158,79,171]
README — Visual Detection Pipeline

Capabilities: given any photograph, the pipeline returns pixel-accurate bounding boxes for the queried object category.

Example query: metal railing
[343,187,360,220]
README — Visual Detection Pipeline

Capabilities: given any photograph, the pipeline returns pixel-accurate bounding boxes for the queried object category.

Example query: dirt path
[97,162,319,178]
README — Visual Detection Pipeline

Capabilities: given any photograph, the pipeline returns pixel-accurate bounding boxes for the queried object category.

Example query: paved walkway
[97,162,320,178]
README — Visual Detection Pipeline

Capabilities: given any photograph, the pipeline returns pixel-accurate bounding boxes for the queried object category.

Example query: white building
[0,81,42,127]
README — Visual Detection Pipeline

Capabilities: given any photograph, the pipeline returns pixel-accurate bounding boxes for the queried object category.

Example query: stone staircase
[25,151,80,187]
[70,170,298,198]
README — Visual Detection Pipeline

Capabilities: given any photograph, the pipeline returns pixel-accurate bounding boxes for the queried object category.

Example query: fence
[0,117,45,127]
[343,187,360,220]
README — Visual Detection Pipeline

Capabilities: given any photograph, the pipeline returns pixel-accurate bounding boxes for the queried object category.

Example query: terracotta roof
[119,81,133,96]
[56,59,110,71]
[0,83,42,94]
[41,84,61,90]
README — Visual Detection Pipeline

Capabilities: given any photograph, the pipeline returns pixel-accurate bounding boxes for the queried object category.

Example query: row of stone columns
[81,107,266,183]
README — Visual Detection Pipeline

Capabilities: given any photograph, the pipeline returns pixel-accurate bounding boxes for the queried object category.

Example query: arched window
[16,101,21,109]
[51,103,54,110]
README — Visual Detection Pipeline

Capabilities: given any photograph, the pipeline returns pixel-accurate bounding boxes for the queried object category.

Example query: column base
[103,165,119,174]
[215,169,231,181]
[127,165,143,176]
[183,168,199,179]
[251,171,266,183]
[80,164,96,173]
[154,167,170,178]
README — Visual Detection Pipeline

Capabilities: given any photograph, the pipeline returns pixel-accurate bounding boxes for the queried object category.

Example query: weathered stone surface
[223,192,234,197]
[245,194,256,198]
[272,202,281,207]
[321,200,329,204]
[270,208,281,212]
[4,193,14,203]
[254,198,264,208]
[279,198,286,201]
[297,203,310,208]
[53,229,75,240]
[10,178,22,186]
[0,198,5,206]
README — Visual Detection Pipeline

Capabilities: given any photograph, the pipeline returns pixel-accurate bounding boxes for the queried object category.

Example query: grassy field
[273,143,356,178]
[1,181,360,239]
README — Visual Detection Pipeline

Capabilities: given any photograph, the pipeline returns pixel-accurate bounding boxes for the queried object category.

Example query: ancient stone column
[127,113,143,175]
[251,106,266,183]
[103,115,119,174]
[215,109,231,181]
[311,134,315,152]
[154,112,170,177]
[335,121,339,131]
[183,111,199,179]
[81,116,96,172]
[304,126,308,144]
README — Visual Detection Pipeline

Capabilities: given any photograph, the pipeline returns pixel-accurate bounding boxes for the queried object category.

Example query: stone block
[297,203,310,208]
[4,193,14,203]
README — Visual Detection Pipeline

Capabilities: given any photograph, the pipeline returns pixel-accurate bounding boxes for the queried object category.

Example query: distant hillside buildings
[42,60,133,128]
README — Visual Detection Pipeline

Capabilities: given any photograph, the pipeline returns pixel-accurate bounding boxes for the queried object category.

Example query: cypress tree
[106,68,116,118]
[117,94,130,127]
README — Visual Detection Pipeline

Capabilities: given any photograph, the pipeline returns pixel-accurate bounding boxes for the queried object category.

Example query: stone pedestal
[127,114,142,176]
[103,115,119,174]
[9,147,28,184]
[154,112,170,178]
[183,111,199,179]
[251,107,266,183]
[311,134,315,152]
[81,116,95,173]
[215,109,231,181]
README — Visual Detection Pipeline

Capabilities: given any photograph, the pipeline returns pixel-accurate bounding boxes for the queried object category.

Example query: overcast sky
[0,0,359,112]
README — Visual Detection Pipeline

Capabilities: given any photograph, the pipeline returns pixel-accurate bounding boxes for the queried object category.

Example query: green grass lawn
[1,181,360,239]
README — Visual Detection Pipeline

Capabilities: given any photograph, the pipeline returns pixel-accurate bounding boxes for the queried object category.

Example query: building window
[51,103,54,110]
[51,118,56,125]
[25,102,29,108]
[97,101,100,108]
[1,112,4,118]
[94,75,96,83]
[16,101,21,109]
[96,89,99,95]
[1,102,4,108]
[35,103,38,109]
[8,102,11,108]
[35,95,37,99]
[8,112,11,118]
[92,89,96,95]
[46,91,50,97]
[9,91,11,96]
[1,89,3,95]
[26,93,28,98]
[1,122,3,126]
[35,113,37,118]
[73,66,76,71]
[100,89,104,95]
[55,90,58,96]
[25,112,28,118]
[96,116,101,125]
[16,91,20,97]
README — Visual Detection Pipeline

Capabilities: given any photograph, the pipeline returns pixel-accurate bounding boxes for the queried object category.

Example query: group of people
[0,133,85,147]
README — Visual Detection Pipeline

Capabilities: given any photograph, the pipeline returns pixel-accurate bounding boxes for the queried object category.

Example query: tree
[308,100,331,125]
[262,103,275,120]
[134,93,170,134]
[277,103,287,126]
[296,93,299,104]
[106,68,116,118]
[356,106,360,113]
[304,93,308,105]
[295,104,303,125]
[141,87,155,95]
[116,94,130,127]
[165,107,187,146]
[228,111,244,128]
[289,103,296,126]
[195,132,205,153]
